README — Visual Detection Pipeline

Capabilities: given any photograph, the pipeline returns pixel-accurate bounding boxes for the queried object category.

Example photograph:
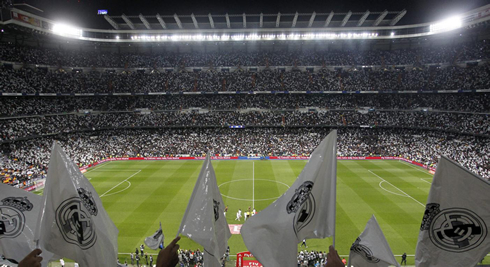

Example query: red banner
[269,156,310,160]
[236,252,263,267]
[24,180,45,192]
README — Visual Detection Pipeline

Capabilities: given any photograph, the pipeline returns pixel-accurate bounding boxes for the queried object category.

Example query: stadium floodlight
[391,32,395,36]
[116,35,120,39]
[128,30,387,43]
[232,34,245,41]
[52,23,83,37]
[430,16,462,33]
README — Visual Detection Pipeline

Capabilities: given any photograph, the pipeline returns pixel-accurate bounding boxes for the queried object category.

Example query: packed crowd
[0,41,489,67]
[298,250,329,267]
[177,249,205,267]
[1,64,490,93]
[1,110,488,142]
[2,128,489,187]
[1,93,489,117]
[1,41,489,193]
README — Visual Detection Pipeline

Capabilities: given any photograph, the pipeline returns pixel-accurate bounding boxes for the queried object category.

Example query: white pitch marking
[378,181,406,197]
[369,170,425,207]
[101,181,132,197]
[100,170,141,197]
[218,178,290,202]
[420,178,432,185]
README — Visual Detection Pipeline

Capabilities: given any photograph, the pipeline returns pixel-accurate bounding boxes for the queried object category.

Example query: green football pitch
[79,159,441,265]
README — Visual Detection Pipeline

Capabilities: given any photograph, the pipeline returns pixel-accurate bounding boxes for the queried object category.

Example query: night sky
[19,0,490,29]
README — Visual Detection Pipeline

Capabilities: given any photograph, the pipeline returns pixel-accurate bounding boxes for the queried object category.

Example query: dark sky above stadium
[20,0,490,29]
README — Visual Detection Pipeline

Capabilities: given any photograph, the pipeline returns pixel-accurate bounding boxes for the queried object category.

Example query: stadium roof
[103,10,407,30]
[1,3,490,43]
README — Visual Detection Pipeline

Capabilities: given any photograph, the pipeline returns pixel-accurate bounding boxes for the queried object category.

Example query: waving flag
[35,142,119,267]
[348,215,400,267]
[0,184,53,267]
[240,130,337,267]
[415,156,490,267]
[177,154,231,267]
[145,222,164,250]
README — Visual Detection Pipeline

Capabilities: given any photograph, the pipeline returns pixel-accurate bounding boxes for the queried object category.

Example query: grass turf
[74,159,445,265]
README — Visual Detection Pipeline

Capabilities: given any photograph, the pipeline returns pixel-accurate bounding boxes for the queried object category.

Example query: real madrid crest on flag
[35,142,119,267]
[55,187,98,249]
[286,181,315,236]
[0,196,33,238]
[419,203,487,253]
[213,199,220,222]
[415,157,490,267]
[0,184,53,267]
[350,237,381,264]
[348,215,399,267]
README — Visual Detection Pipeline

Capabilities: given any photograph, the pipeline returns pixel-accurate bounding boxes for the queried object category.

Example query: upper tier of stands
[1,94,489,116]
[0,64,489,93]
[1,40,489,68]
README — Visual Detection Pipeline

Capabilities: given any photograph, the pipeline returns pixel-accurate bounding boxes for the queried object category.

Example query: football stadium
[0,0,489,266]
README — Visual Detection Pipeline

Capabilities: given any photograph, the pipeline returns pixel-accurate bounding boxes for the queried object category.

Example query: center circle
[218,179,290,201]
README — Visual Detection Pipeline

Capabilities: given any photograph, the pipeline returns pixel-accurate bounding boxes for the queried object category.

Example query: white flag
[0,184,53,267]
[177,154,231,267]
[145,222,164,250]
[240,130,337,267]
[35,142,119,267]
[415,156,490,267]
[348,215,400,267]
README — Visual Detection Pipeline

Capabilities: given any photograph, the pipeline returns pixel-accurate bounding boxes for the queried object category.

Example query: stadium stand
[1,63,490,93]
[1,39,489,190]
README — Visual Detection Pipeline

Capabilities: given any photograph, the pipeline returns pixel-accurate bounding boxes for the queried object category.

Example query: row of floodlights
[130,32,380,41]
[49,16,462,40]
